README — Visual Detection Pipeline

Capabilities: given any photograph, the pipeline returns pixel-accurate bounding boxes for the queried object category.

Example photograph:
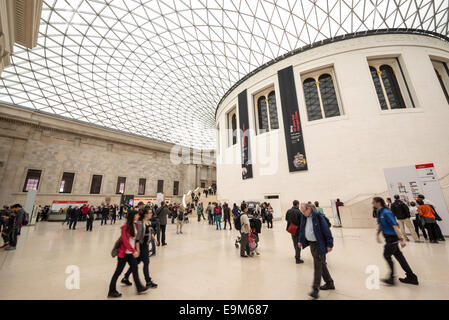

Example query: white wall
[215,33,449,217]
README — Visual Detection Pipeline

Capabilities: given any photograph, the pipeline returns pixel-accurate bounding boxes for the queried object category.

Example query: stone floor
[0,218,448,300]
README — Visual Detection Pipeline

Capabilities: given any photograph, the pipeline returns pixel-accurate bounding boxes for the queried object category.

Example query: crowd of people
[0,189,446,300]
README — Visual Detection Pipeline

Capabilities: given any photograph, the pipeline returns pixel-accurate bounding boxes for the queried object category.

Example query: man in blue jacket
[298,203,334,299]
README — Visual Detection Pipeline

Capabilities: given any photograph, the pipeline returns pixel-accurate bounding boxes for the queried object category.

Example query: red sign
[415,163,434,170]
[52,201,88,204]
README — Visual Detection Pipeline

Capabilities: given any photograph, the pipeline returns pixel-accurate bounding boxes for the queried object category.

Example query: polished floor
[0,218,448,300]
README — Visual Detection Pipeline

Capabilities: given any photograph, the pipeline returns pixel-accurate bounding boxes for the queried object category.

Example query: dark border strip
[395,57,416,109]
[215,28,449,118]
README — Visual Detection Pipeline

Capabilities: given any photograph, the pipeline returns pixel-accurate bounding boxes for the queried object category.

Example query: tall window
[173,181,179,195]
[254,88,279,134]
[116,177,126,194]
[90,175,102,194]
[226,107,238,146]
[157,180,164,193]
[301,69,342,121]
[432,60,449,104]
[23,169,42,192]
[59,172,75,193]
[138,178,146,195]
[368,58,414,110]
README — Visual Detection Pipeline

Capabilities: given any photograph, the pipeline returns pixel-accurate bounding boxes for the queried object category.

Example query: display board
[384,163,449,235]
[51,200,88,211]
[277,65,308,172]
[238,89,253,180]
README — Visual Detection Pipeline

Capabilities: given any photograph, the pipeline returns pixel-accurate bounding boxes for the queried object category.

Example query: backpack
[214,207,220,215]
[22,212,30,226]
[234,214,242,231]
[178,212,184,221]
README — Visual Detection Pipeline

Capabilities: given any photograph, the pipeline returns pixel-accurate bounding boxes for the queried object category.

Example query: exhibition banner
[277,66,308,172]
[238,89,253,179]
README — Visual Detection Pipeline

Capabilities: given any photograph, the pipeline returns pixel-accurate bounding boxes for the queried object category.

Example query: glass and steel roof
[1,0,448,149]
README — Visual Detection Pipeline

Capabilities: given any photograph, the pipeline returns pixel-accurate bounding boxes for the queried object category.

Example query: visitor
[150,204,160,252]
[386,198,392,209]
[298,203,334,299]
[69,206,80,230]
[107,210,148,298]
[314,201,325,216]
[110,205,117,224]
[176,205,185,234]
[0,206,10,249]
[194,195,199,207]
[416,199,439,243]
[239,203,251,258]
[86,206,95,232]
[6,204,25,250]
[121,208,158,289]
[207,202,214,225]
[286,200,303,264]
[119,205,124,220]
[408,201,427,240]
[223,203,232,230]
[373,197,419,286]
[417,195,445,241]
[197,202,203,222]
[266,203,273,229]
[335,198,344,223]
[156,201,169,246]
[101,205,109,225]
[214,203,222,230]
[390,195,419,242]
[81,204,89,221]
[62,206,71,226]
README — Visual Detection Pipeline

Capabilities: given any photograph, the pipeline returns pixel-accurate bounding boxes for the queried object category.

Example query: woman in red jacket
[108,210,149,298]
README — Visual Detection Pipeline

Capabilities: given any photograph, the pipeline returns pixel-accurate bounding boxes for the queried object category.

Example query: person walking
[110,205,117,224]
[207,202,213,225]
[107,210,149,298]
[298,203,334,299]
[156,201,169,246]
[239,203,251,258]
[266,203,273,229]
[286,200,303,264]
[390,195,419,242]
[197,203,203,222]
[408,201,427,240]
[416,199,440,243]
[69,206,80,230]
[121,208,158,289]
[5,204,24,250]
[417,194,445,241]
[223,203,232,230]
[214,203,222,230]
[62,206,71,226]
[101,205,109,226]
[176,205,185,234]
[86,206,95,231]
[373,197,419,286]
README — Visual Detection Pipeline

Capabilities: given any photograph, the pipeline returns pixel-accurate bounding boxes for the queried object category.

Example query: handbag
[111,237,121,258]
[287,223,298,235]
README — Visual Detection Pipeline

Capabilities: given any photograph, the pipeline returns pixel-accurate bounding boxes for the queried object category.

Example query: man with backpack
[390,195,419,242]
[237,203,251,258]
[286,200,304,264]
[5,204,25,250]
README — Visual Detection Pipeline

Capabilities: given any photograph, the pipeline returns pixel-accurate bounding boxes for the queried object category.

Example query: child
[248,230,260,256]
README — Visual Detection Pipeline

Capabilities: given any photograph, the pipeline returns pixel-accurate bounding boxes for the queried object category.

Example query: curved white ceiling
[1,0,448,149]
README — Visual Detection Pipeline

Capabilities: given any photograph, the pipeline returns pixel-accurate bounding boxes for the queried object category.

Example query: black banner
[238,89,253,179]
[278,66,308,172]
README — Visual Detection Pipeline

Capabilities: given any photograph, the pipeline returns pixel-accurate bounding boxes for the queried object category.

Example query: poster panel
[277,66,308,172]
[238,89,253,179]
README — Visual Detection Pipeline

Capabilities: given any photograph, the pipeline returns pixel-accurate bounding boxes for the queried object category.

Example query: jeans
[124,244,152,284]
[223,217,232,230]
[412,218,427,239]
[197,214,202,222]
[424,222,439,241]
[383,234,415,279]
[9,229,18,247]
[240,232,250,256]
[111,215,116,224]
[150,238,156,255]
[101,216,108,225]
[266,218,273,229]
[398,219,418,241]
[215,215,221,229]
[292,234,301,260]
[158,224,166,245]
[86,219,93,231]
[109,254,144,293]
[208,213,213,225]
[69,217,78,229]
[310,242,333,290]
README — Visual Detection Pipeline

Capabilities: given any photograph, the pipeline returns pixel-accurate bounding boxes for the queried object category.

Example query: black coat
[391,200,410,220]
[285,206,302,236]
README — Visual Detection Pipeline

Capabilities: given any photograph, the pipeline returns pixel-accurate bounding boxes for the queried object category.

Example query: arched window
[257,95,269,133]
[303,77,322,121]
[318,73,340,118]
[267,91,279,129]
[379,64,405,109]
[231,113,237,145]
[369,66,388,110]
